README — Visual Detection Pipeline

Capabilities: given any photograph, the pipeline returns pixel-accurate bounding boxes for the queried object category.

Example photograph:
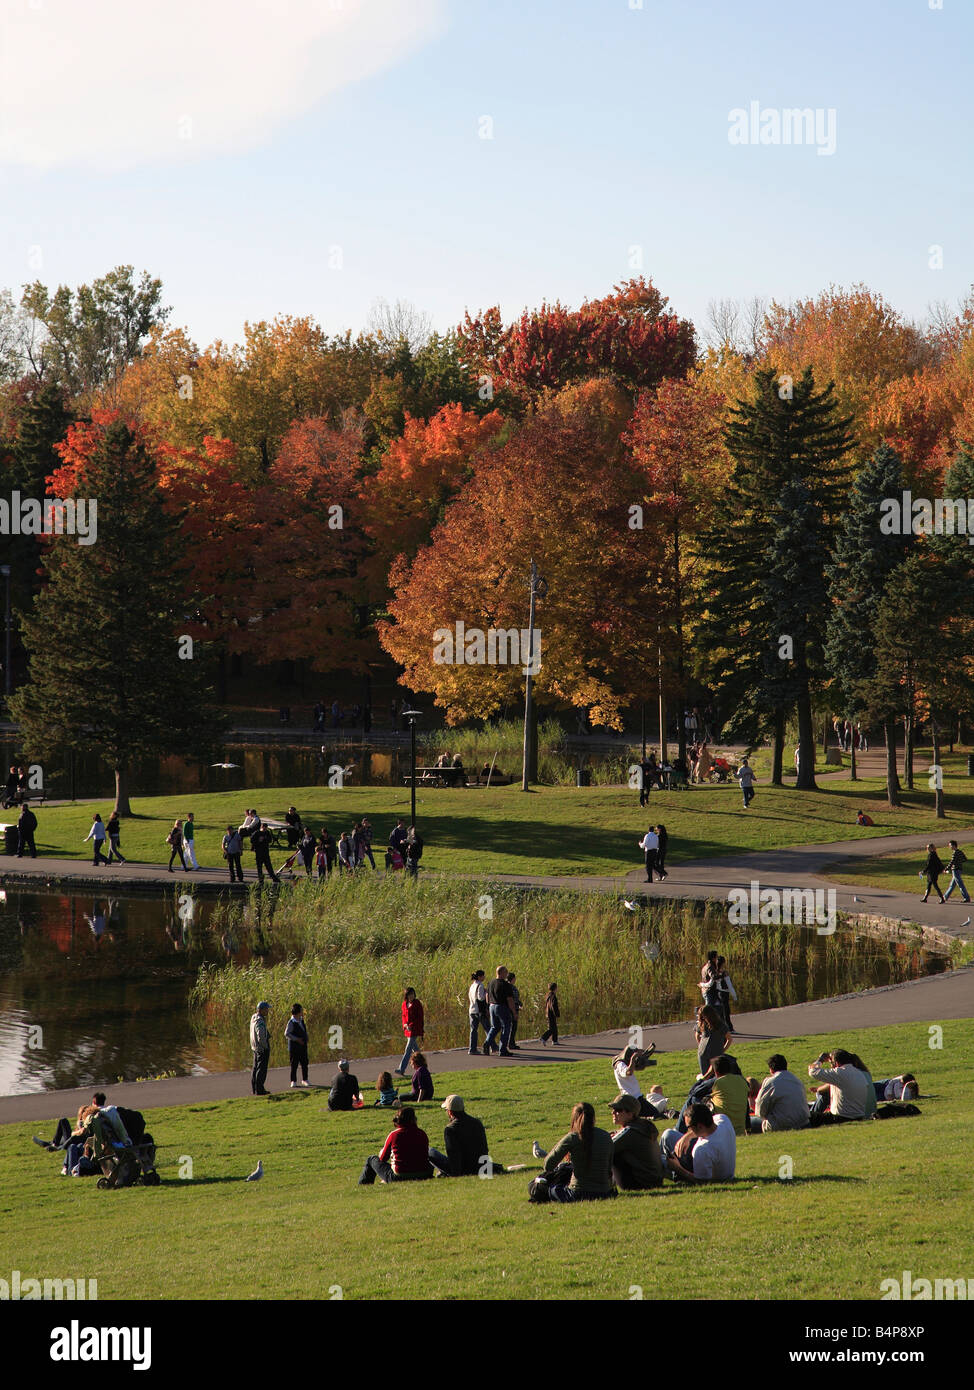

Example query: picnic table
[403,766,465,788]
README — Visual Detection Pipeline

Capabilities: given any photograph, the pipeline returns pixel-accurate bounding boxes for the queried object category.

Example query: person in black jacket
[919,843,946,903]
[428,1095,499,1176]
[327,1059,362,1111]
[284,806,303,849]
[654,823,669,881]
[285,1003,310,1087]
[251,821,279,884]
[17,802,38,857]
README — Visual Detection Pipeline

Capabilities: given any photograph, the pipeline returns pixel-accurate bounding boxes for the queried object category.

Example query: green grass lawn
[1,1018,968,1300]
[824,844,974,901]
[20,774,974,878]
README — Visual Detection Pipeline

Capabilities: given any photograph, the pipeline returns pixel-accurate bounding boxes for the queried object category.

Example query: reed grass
[191,877,946,1068]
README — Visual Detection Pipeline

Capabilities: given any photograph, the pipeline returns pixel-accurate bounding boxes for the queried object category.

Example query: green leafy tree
[9,418,226,814]
[826,444,912,805]
[695,368,853,788]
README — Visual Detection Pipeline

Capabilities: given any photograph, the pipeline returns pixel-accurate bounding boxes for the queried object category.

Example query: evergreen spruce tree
[695,367,853,789]
[9,418,226,813]
[826,444,911,806]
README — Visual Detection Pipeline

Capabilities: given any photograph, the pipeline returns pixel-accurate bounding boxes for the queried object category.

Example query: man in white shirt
[638,828,659,882]
[808,1049,869,1125]
[753,1054,810,1132]
[661,1105,736,1183]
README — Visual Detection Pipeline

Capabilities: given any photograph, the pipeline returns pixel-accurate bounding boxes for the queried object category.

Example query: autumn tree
[379,381,662,739]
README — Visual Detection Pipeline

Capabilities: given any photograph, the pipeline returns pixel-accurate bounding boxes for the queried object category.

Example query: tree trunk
[114,766,133,817]
[673,518,687,768]
[885,718,902,808]
[771,709,784,786]
[904,710,914,790]
[821,716,829,755]
[795,691,817,790]
[525,699,538,783]
[849,723,857,781]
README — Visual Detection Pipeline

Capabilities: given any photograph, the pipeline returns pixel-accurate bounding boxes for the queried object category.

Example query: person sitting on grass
[407,1051,433,1102]
[807,1049,869,1125]
[610,1043,657,1117]
[429,1094,500,1177]
[752,1055,809,1133]
[374,1071,399,1107]
[358,1106,433,1185]
[708,1054,750,1136]
[872,1073,920,1103]
[660,1104,736,1183]
[607,1094,664,1190]
[855,810,874,826]
[528,1102,616,1204]
[327,1058,363,1111]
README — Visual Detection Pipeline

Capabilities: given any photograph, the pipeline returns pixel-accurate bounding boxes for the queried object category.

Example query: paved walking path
[3,965,970,1126]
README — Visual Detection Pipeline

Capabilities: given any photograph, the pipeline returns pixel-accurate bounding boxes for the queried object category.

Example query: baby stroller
[92,1108,160,1189]
[708,757,732,784]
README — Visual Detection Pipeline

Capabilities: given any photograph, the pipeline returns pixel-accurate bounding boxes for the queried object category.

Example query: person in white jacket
[83,813,109,866]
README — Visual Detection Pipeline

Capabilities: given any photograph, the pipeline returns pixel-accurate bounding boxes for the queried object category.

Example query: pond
[0,884,951,1096]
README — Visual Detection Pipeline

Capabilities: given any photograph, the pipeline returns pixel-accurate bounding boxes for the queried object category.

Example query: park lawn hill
[21,775,974,879]
[1,1018,970,1301]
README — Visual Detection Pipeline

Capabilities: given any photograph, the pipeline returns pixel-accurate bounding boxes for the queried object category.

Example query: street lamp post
[0,565,10,701]
[401,706,423,826]
[521,558,547,792]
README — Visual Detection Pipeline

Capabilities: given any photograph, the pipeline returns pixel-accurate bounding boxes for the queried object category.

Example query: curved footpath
[4,829,971,936]
[2,966,971,1127]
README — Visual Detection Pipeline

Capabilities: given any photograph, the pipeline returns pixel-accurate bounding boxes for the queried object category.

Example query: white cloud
[0,0,445,171]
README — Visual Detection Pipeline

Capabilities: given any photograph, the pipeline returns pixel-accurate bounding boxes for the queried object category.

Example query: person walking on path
[638,826,659,882]
[251,820,279,884]
[337,830,354,873]
[654,823,669,881]
[359,817,377,870]
[483,965,515,1056]
[250,1001,271,1095]
[943,841,971,903]
[919,843,947,903]
[104,810,126,864]
[734,757,756,808]
[166,820,187,873]
[222,824,244,883]
[298,827,316,877]
[695,1005,731,1075]
[396,987,425,1076]
[405,826,424,877]
[16,801,38,858]
[318,828,336,877]
[467,970,488,1054]
[285,1003,309,1088]
[699,950,720,1010]
[83,813,109,866]
[540,982,560,1045]
[182,811,199,870]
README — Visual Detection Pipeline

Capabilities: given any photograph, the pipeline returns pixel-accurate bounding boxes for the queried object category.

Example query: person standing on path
[943,841,971,902]
[16,801,37,857]
[919,843,947,903]
[222,824,244,882]
[405,826,424,877]
[540,982,560,1045]
[251,820,279,884]
[396,987,425,1076]
[654,824,669,881]
[507,971,522,1050]
[483,966,515,1056]
[166,820,187,873]
[298,827,316,877]
[695,1005,731,1075]
[285,1003,310,1088]
[734,757,756,808]
[84,813,109,866]
[699,950,720,1010]
[467,970,488,1054]
[250,1001,271,1095]
[182,811,199,870]
[715,955,737,1030]
[638,826,659,882]
[104,810,126,864]
[359,817,377,870]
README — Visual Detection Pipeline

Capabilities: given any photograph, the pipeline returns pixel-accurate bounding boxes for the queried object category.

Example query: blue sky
[0,0,969,348]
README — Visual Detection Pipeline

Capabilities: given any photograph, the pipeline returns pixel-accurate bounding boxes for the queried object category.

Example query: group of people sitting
[32,1091,146,1176]
[326,1054,435,1112]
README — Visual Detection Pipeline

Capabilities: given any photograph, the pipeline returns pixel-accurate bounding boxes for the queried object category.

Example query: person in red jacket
[357,1107,433,1184]
[396,987,425,1077]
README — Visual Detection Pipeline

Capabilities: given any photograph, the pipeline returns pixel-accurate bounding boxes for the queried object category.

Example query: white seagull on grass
[246,1160,263,1181]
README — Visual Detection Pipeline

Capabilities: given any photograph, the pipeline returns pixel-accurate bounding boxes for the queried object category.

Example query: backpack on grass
[873,1103,921,1119]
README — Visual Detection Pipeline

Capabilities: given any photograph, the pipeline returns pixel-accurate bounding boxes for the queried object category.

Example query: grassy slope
[825,847,974,900]
[2,1019,970,1301]
[21,775,974,878]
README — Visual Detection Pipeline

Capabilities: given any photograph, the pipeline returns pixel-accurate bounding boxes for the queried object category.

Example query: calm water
[0,885,951,1096]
